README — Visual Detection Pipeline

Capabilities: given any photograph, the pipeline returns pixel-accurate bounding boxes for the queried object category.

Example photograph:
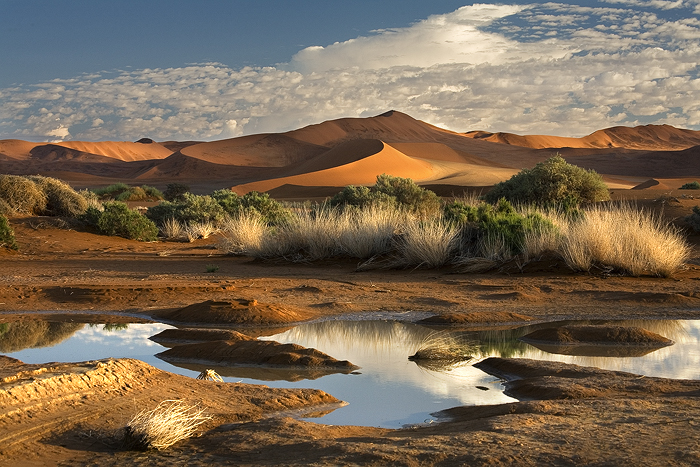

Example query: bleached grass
[220,202,690,276]
[408,332,476,371]
[160,218,186,241]
[125,400,211,450]
[394,219,460,268]
[185,221,218,242]
[559,203,690,277]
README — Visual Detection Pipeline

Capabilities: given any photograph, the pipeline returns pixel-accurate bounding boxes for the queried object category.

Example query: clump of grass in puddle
[124,400,211,450]
[196,369,224,382]
[408,332,477,371]
[205,264,219,273]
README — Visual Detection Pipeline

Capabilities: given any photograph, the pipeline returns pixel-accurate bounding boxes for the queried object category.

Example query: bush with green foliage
[85,202,158,241]
[163,183,190,201]
[680,181,700,190]
[485,155,609,208]
[147,193,225,226]
[330,174,440,216]
[93,183,163,201]
[0,214,18,250]
[445,198,557,255]
[686,206,700,232]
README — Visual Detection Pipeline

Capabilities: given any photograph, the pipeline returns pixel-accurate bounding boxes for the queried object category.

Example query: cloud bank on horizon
[1,1,699,142]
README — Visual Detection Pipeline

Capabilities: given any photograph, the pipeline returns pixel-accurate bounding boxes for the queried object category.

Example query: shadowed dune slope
[181,134,328,167]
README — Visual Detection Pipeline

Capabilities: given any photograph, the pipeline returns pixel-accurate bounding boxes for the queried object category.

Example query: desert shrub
[0,174,47,214]
[330,175,440,216]
[213,190,291,226]
[0,199,12,216]
[446,198,557,256]
[685,206,700,232]
[163,183,190,201]
[28,175,87,217]
[93,202,158,241]
[485,155,609,208]
[680,181,700,190]
[0,214,18,250]
[147,193,225,226]
[94,183,163,202]
[78,189,103,210]
[560,203,689,277]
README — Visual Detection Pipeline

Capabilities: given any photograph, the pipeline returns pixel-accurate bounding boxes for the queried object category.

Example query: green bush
[93,202,158,241]
[28,175,87,217]
[0,214,18,250]
[0,174,47,214]
[485,155,609,208]
[330,174,440,216]
[147,193,225,226]
[445,198,557,255]
[163,183,190,201]
[93,183,163,202]
[680,181,700,190]
[686,206,700,232]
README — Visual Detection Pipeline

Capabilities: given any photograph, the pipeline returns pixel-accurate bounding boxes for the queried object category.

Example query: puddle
[3,318,700,428]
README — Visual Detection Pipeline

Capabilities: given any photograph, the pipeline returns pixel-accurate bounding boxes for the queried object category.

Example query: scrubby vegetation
[0,174,92,217]
[330,174,440,217]
[163,183,190,201]
[83,202,159,241]
[0,214,18,250]
[485,155,610,208]
[680,181,700,190]
[92,183,163,201]
[686,206,700,232]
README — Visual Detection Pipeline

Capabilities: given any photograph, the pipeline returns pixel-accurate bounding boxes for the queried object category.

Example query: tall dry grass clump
[0,174,47,214]
[124,400,211,450]
[28,175,88,217]
[394,218,460,268]
[559,203,690,277]
[339,206,406,259]
[284,207,348,260]
[220,212,271,256]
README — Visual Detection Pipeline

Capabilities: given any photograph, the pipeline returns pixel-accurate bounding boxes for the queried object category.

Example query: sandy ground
[2,195,700,465]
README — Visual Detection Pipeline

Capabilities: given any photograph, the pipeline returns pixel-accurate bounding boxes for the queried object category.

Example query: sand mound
[157,299,316,326]
[520,325,673,346]
[150,328,253,345]
[156,339,358,370]
[632,178,669,190]
[55,141,173,161]
[418,312,534,325]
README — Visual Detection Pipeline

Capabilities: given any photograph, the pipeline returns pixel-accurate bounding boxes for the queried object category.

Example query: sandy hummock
[520,325,674,346]
[156,339,358,370]
[154,299,318,326]
[418,311,535,326]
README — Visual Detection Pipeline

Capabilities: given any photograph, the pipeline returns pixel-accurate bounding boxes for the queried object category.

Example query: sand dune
[2,111,700,193]
[231,141,435,194]
[465,124,700,151]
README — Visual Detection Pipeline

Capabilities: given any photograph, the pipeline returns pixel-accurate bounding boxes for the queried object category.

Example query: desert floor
[2,189,700,466]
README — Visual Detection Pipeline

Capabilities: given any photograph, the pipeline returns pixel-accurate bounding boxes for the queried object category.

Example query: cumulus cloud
[1,3,699,141]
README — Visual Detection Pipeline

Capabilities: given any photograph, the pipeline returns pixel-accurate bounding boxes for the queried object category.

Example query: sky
[1,0,699,142]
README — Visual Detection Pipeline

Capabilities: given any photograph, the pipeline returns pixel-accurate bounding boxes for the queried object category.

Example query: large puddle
[3,318,700,428]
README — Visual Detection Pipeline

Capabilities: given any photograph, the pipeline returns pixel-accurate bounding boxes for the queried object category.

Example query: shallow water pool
[3,318,699,428]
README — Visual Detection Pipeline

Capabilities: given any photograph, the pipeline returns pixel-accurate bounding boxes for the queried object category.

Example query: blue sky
[1,0,699,142]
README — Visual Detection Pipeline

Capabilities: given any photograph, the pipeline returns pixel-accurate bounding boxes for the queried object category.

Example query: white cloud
[1,3,700,141]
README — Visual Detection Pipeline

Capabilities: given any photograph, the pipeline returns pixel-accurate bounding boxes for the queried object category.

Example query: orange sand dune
[465,124,700,151]
[181,134,327,167]
[0,140,38,160]
[231,141,435,194]
[0,139,173,162]
[56,141,173,161]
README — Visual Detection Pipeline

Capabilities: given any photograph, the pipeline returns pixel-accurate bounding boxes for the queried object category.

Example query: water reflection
[0,321,84,353]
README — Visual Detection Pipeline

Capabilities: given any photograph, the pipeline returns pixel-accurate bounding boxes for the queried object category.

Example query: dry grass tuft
[196,369,224,382]
[408,332,476,371]
[185,221,218,242]
[160,217,186,241]
[559,203,690,277]
[394,219,459,268]
[125,400,212,451]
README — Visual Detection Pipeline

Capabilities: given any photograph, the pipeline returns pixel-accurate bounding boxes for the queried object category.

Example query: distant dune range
[2,110,700,196]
